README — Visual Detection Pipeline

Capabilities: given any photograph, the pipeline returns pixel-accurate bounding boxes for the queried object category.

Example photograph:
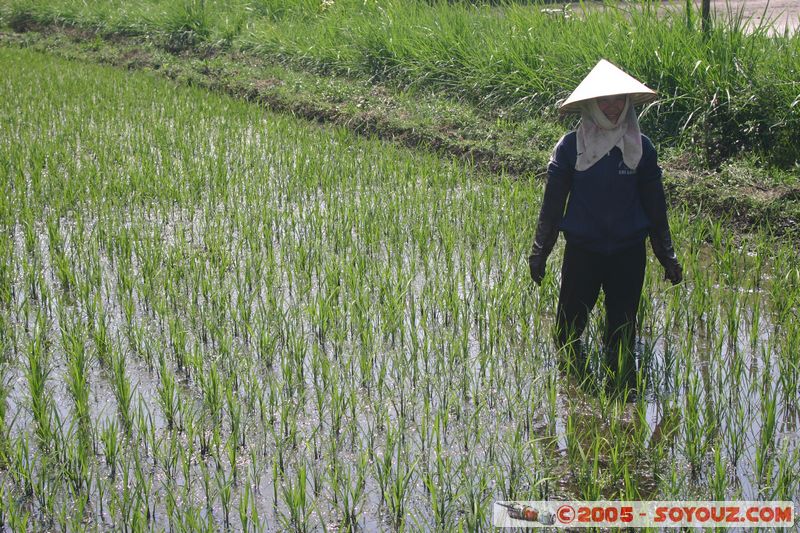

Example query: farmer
[528,60,682,395]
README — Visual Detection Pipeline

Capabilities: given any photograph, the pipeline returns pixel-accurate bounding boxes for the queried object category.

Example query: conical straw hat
[559,59,657,114]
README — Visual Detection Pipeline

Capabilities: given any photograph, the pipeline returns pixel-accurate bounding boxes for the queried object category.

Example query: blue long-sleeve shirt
[542,131,664,254]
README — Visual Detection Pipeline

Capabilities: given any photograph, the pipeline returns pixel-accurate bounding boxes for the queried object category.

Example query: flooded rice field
[0,47,798,531]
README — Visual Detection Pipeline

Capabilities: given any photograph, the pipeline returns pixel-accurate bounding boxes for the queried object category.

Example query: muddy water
[2,204,798,531]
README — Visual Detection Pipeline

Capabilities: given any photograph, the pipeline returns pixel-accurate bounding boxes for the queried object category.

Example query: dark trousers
[555,240,646,384]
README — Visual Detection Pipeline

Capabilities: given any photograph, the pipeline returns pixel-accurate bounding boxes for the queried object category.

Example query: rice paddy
[0,46,798,531]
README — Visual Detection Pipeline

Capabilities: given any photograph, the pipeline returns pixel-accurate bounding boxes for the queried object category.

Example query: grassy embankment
[0,45,798,531]
[1,0,799,235]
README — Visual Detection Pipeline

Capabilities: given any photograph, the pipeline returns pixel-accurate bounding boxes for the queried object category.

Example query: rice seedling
[9,434,33,500]
[237,479,254,532]
[0,366,9,466]
[199,456,215,521]
[200,361,223,427]
[157,356,178,431]
[210,423,224,470]
[373,418,416,528]
[63,426,92,499]
[61,317,91,438]
[280,461,310,533]
[92,311,112,369]
[24,310,53,452]
[755,371,778,492]
[113,457,135,527]
[111,348,135,435]
[32,450,56,525]
[424,439,459,530]
[100,420,120,481]
[133,448,156,526]
[772,442,798,501]
[6,501,28,533]
[179,429,195,490]
[217,468,233,529]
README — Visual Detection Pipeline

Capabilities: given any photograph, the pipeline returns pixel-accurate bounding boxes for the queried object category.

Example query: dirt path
[706,0,798,33]
[585,1,798,34]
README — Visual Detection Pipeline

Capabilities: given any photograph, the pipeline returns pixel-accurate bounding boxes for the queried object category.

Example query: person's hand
[528,253,546,286]
[649,228,682,286]
[662,257,683,285]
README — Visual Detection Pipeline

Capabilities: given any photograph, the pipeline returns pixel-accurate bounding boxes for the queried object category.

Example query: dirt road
[706,0,798,33]
[582,2,798,34]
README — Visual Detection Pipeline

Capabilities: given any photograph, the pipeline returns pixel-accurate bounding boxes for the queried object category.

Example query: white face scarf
[575,96,643,172]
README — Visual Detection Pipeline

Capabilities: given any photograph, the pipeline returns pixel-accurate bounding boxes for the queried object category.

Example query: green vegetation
[0,47,798,530]
[1,0,799,169]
